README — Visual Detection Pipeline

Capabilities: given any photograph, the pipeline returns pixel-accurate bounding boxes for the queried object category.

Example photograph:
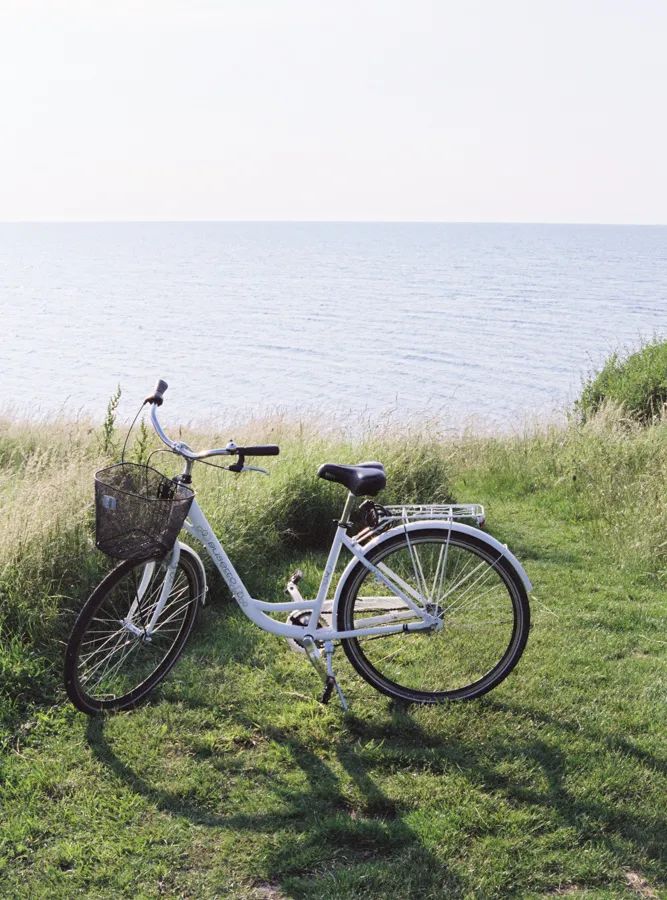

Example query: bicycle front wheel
[338,528,530,703]
[64,552,202,714]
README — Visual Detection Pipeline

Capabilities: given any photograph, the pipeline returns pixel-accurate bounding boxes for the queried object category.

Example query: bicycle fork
[124,544,181,638]
[301,637,349,712]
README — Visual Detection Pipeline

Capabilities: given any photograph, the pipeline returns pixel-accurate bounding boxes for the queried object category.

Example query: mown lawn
[1,469,665,899]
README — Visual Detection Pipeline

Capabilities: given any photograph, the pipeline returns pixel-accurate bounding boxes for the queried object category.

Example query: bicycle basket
[94,463,194,561]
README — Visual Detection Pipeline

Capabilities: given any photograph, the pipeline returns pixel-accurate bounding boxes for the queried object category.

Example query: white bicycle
[64,380,532,714]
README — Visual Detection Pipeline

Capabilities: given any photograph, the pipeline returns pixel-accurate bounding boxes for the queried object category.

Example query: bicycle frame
[176,493,440,642]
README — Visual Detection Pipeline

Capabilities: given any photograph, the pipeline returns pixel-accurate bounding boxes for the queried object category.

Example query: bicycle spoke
[91,635,143,692]
[80,622,128,655]
[147,597,193,633]
[80,632,133,684]
[431,541,448,606]
[441,554,500,605]
[404,532,429,601]
[444,559,504,614]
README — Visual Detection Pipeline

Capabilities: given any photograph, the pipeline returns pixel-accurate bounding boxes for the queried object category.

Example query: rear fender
[331,520,532,622]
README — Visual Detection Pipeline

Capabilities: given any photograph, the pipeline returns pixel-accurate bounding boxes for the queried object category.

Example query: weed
[99,384,121,456]
[133,419,151,465]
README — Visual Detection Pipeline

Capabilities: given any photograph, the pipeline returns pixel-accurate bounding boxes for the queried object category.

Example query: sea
[1,222,665,431]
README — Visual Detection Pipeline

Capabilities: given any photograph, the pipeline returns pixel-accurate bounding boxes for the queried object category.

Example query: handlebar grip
[236,445,280,456]
[144,379,168,406]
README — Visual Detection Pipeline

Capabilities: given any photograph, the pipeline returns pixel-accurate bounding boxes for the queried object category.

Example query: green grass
[578,338,667,424]
[0,406,666,898]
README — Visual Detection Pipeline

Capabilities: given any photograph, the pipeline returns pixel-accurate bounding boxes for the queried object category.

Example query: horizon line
[1,218,666,227]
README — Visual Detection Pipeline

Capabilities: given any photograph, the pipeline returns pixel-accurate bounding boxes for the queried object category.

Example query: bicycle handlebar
[144,378,168,407]
[147,380,279,463]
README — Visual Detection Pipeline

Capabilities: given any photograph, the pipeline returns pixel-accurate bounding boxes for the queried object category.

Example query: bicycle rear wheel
[64,552,201,714]
[338,528,530,703]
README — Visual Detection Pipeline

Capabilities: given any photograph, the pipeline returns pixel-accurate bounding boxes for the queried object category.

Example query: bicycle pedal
[288,569,303,585]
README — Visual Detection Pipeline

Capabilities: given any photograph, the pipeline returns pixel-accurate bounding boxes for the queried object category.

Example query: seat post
[340,492,356,526]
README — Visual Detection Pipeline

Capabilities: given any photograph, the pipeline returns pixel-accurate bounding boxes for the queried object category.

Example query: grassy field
[0,402,666,898]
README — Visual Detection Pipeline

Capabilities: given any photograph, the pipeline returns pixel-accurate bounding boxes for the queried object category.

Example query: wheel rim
[73,560,195,704]
[344,534,523,697]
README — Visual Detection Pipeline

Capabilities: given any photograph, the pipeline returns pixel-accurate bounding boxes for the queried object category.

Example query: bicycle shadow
[85,688,666,895]
[485,697,667,779]
[344,703,667,872]
[85,711,464,895]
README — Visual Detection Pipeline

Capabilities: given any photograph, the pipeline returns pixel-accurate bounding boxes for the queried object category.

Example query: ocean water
[1,222,665,430]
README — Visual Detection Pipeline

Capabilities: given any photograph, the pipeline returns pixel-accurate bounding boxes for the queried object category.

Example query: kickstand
[301,638,349,712]
[321,676,336,705]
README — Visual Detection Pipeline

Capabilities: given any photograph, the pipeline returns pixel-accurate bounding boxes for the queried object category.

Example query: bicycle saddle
[317,461,386,496]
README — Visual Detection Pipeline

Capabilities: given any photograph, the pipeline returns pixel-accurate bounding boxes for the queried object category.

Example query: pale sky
[1,0,666,223]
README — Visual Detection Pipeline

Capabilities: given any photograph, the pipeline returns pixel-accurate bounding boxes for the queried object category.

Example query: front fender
[331,520,532,623]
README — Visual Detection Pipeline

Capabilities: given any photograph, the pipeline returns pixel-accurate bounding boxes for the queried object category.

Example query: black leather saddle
[317,460,386,496]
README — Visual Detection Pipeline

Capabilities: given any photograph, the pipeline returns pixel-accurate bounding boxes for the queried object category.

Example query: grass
[0,403,666,898]
[578,338,667,424]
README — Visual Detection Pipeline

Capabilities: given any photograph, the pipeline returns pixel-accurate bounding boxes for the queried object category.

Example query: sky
[0,0,666,223]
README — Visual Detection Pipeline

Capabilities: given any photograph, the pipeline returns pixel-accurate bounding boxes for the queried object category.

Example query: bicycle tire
[338,528,530,703]
[64,552,202,714]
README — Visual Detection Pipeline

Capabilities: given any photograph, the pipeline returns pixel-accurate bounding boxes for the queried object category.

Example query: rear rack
[384,503,486,527]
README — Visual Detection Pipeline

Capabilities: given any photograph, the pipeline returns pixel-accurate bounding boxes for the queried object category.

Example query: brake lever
[227,451,269,476]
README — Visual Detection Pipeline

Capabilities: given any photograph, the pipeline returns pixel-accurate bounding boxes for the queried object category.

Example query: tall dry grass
[451,402,667,577]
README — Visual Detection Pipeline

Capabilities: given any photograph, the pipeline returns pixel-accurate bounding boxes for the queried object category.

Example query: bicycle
[64,380,532,714]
